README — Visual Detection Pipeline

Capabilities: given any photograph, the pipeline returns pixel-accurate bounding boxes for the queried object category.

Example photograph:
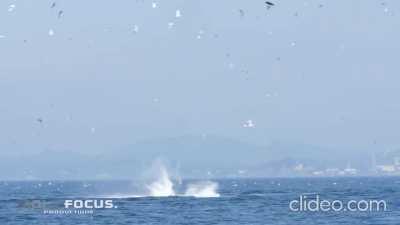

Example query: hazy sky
[1,0,400,156]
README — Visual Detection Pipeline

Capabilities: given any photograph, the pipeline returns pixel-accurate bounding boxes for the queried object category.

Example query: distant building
[394,157,400,166]
[325,168,340,176]
[312,171,324,176]
[344,163,358,175]
[293,163,304,172]
[377,165,396,173]
[343,167,358,175]
[371,153,377,173]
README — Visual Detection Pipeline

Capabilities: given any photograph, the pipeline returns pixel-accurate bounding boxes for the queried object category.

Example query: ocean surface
[0,177,399,225]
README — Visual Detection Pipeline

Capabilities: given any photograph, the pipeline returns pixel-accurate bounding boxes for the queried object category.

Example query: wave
[146,163,219,198]
[184,181,220,198]
[109,163,220,198]
[146,165,175,197]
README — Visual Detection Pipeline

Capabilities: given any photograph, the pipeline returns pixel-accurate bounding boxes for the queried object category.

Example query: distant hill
[0,135,373,179]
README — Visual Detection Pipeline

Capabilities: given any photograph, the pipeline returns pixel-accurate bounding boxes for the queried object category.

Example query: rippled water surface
[0,177,399,225]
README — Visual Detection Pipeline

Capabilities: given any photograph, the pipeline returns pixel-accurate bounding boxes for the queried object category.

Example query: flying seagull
[58,10,63,18]
[265,1,275,9]
[51,2,56,8]
[239,9,245,18]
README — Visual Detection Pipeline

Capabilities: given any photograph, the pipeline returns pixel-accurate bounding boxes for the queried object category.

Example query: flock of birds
[50,2,63,19]
[2,1,279,39]
[11,0,391,129]
[27,1,278,128]
[48,1,275,20]
[17,0,393,129]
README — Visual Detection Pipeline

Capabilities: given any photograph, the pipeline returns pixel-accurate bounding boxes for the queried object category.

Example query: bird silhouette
[265,1,275,9]
[58,10,63,18]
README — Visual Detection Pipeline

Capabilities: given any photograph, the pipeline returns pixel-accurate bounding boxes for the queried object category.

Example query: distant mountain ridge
[0,135,375,180]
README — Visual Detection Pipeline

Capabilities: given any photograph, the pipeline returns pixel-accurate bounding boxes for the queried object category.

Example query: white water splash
[107,161,220,198]
[184,181,220,198]
[146,164,175,197]
[145,163,219,198]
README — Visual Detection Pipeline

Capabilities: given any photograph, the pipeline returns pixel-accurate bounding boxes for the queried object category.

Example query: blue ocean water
[0,177,399,225]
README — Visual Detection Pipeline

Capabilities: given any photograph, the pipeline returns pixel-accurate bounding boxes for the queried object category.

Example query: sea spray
[145,162,220,197]
[108,160,220,198]
[184,181,220,198]
[146,163,175,197]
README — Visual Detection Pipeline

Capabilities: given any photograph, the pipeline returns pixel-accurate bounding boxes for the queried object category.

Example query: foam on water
[147,164,219,198]
[143,162,220,198]
[103,161,220,198]
[106,162,220,198]
[146,165,175,197]
[184,181,220,198]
